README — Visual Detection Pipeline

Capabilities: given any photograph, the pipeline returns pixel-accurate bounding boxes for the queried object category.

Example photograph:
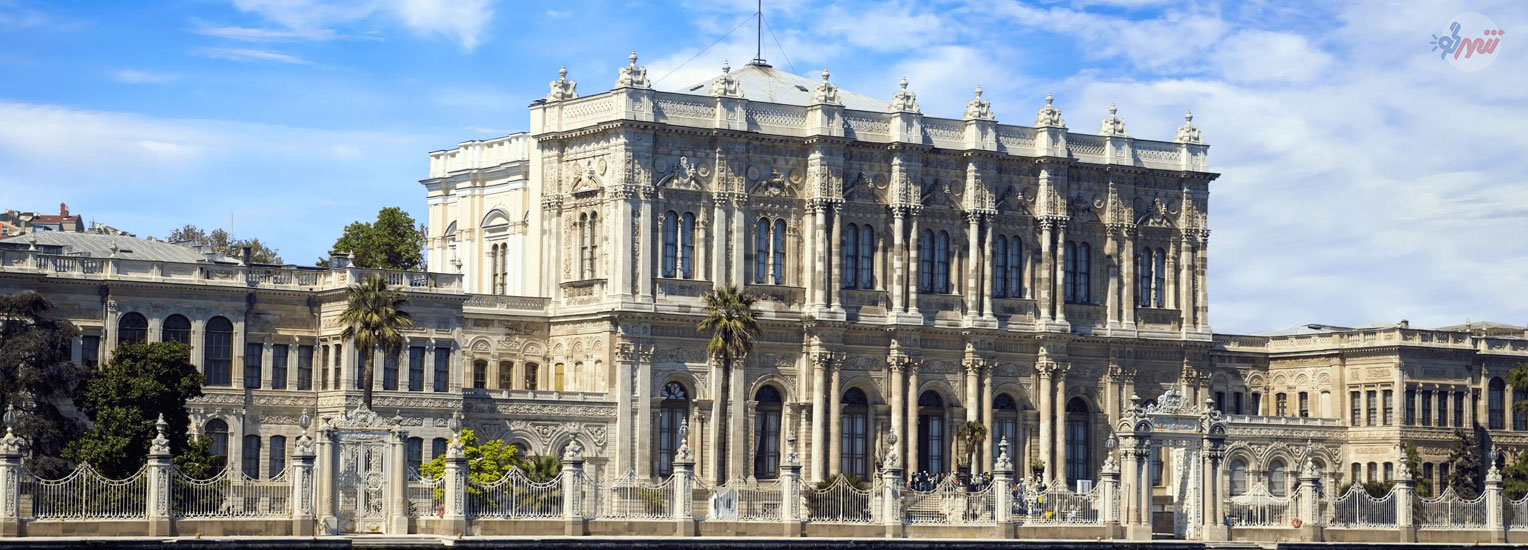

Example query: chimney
[241,246,252,266]
[59,202,68,216]
[329,252,352,269]
[1398,319,1409,329]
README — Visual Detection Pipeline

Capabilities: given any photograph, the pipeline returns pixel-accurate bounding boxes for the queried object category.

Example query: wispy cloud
[193,24,339,42]
[196,47,311,65]
[225,0,494,51]
[110,69,179,84]
[0,0,48,30]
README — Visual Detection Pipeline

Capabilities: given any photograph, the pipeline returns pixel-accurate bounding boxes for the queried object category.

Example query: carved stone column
[1037,361,1055,477]
[980,363,995,474]
[810,353,829,480]
[711,195,727,288]
[1104,226,1120,328]
[1053,220,1069,325]
[728,355,747,481]
[906,209,922,317]
[889,358,906,469]
[1195,230,1210,331]
[829,202,844,311]
[906,362,921,474]
[964,211,981,317]
[980,215,996,321]
[1121,226,1137,329]
[891,207,907,313]
[804,203,819,308]
[828,364,843,476]
[1036,220,1054,323]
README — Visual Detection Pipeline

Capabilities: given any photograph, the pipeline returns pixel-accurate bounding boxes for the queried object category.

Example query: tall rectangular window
[1454,392,1465,428]
[242,435,261,478]
[1405,388,1416,425]
[1515,388,1528,430]
[1350,391,1361,425]
[1383,390,1394,425]
[382,351,398,391]
[354,350,365,390]
[1421,391,1433,425]
[408,346,425,392]
[1298,392,1310,418]
[1436,391,1448,427]
[497,361,514,390]
[244,343,263,389]
[1366,390,1378,426]
[1215,391,1226,413]
[333,344,343,391]
[81,335,100,368]
[431,438,447,460]
[433,347,450,392]
[1233,392,1245,415]
[269,435,286,476]
[406,437,423,474]
[320,345,330,390]
[1275,393,1288,416]
[271,344,288,390]
[297,345,314,390]
[1250,392,1262,415]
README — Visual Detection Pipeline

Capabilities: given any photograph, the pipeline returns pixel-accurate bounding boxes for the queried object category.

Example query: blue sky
[1,0,1525,334]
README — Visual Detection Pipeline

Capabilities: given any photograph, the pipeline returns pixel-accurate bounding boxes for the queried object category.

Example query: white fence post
[992,436,1015,538]
[145,415,172,537]
[291,412,316,536]
[780,437,803,537]
[1099,439,1121,528]
[0,418,23,537]
[1487,450,1505,542]
[1393,465,1415,542]
[880,433,904,538]
[442,434,467,536]
[672,425,696,536]
[560,441,585,536]
[1296,452,1323,541]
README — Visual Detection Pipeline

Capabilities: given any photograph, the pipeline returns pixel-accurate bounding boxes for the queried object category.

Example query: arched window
[771,219,787,285]
[471,360,487,389]
[1077,242,1092,303]
[840,388,870,479]
[554,363,565,391]
[579,212,591,279]
[1153,247,1167,307]
[857,225,874,289]
[1267,460,1288,496]
[841,223,858,289]
[992,394,1019,462]
[497,361,514,389]
[162,314,191,344]
[657,382,689,477]
[935,231,951,293]
[118,312,147,345]
[524,362,539,390]
[1063,241,1077,303]
[753,385,783,479]
[204,316,233,386]
[918,230,934,292]
[1137,248,1152,307]
[662,211,678,278]
[205,419,229,458]
[992,236,1008,298]
[1065,397,1091,484]
[1228,459,1249,496]
[679,212,695,279]
[1006,236,1023,298]
[917,391,946,474]
[1490,378,1506,430]
[754,218,770,283]
[242,434,261,478]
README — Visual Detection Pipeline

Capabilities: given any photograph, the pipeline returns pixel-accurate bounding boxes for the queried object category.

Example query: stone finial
[614,50,651,89]
[882,431,899,469]
[149,413,170,455]
[562,439,584,462]
[889,76,920,113]
[674,420,694,463]
[1487,448,1502,482]
[709,60,743,98]
[1035,93,1065,127]
[964,85,994,120]
[1174,110,1203,144]
[785,435,801,467]
[995,436,1012,471]
[1100,103,1128,137]
[810,67,841,105]
[447,434,466,458]
[547,64,578,102]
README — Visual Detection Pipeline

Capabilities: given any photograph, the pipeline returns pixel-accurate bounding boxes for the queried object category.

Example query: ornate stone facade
[3,55,1526,527]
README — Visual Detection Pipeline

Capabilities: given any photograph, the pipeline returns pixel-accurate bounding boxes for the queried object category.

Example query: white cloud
[194,24,338,41]
[227,0,493,51]
[197,47,311,64]
[111,69,179,84]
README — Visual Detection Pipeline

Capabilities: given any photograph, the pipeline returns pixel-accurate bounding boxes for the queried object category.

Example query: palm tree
[697,285,759,483]
[340,274,413,410]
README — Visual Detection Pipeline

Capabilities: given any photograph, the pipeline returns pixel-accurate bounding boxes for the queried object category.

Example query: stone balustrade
[0,249,462,294]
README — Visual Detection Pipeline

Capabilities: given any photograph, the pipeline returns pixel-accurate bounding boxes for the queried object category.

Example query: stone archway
[319,407,407,534]
[1115,388,1228,541]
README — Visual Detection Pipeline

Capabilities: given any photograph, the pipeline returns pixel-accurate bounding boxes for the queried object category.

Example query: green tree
[956,420,987,470]
[166,224,283,264]
[0,291,87,477]
[65,341,216,478]
[340,275,413,410]
[1403,442,1430,497]
[1445,429,1484,498]
[697,285,758,484]
[326,207,427,270]
[173,434,224,480]
[1502,450,1528,500]
[417,430,558,501]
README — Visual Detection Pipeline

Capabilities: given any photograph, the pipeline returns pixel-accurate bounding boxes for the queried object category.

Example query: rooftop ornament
[1175,111,1203,144]
[888,76,920,113]
[1100,103,1128,137]
[963,85,994,120]
[1035,93,1065,127]
[547,64,578,102]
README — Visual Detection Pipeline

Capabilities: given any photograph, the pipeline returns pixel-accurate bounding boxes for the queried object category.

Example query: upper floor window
[841,223,875,289]
[489,243,508,294]
[916,229,951,293]
[663,210,695,279]
[992,235,1024,298]
[1298,391,1309,418]
[1489,378,1506,430]
[118,312,147,345]
[1064,241,1091,304]
[934,230,951,293]
[1137,247,1167,308]
[754,217,788,285]
[1275,392,1288,416]
[578,211,599,280]
[204,316,233,386]
[471,360,487,389]
[162,314,191,344]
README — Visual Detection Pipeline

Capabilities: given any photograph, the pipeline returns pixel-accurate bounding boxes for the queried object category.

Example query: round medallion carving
[653,157,670,173]
[697,163,711,177]
[788,168,803,184]
[597,158,608,175]
[746,165,762,181]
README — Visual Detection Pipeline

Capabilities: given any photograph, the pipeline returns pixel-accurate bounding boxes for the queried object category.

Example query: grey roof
[1252,322,1401,337]
[678,63,889,112]
[1434,321,1524,332]
[0,231,216,263]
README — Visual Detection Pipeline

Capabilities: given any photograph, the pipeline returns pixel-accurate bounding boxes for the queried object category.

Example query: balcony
[463,294,551,313]
[1,250,462,294]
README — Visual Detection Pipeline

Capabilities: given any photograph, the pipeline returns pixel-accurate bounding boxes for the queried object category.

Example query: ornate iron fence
[707,478,783,521]
[902,475,995,525]
[406,469,444,518]
[1016,479,1099,524]
[466,469,562,519]
[592,470,674,520]
[801,475,877,524]
[171,467,291,519]
[1223,483,1293,527]
[1417,487,1486,529]
[22,464,147,520]
[1324,484,1397,528]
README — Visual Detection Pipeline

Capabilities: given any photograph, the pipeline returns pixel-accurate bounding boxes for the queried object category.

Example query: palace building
[3,53,1526,533]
